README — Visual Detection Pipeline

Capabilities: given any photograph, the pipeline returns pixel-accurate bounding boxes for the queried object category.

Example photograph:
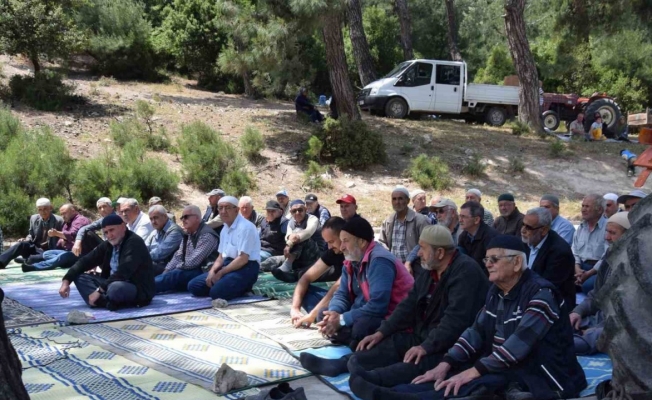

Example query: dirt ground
[2,55,651,226]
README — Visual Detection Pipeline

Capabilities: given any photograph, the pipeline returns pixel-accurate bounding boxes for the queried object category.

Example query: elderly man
[259,200,288,263]
[617,189,647,212]
[305,194,331,226]
[238,196,265,230]
[22,204,91,272]
[299,217,414,377]
[465,189,494,226]
[202,188,225,230]
[603,193,619,218]
[276,189,291,219]
[59,214,155,311]
[120,199,153,239]
[347,226,489,396]
[383,235,586,400]
[72,197,116,257]
[379,186,430,264]
[290,217,346,328]
[539,194,575,245]
[155,205,219,294]
[188,196,260,300]
[337,194,361,221]
[145,205,183,275]
[569,112,587,139]
[521,207,576,309]
[493,193,524,236]
[458,201,499,273]
[0,198,63,269]
[571,212,629,355]
[573,194,608,294]
[148,196,176,223]
[411,190,436,225]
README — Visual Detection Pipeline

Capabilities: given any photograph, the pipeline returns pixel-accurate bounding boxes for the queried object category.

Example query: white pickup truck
[357,59,520,126]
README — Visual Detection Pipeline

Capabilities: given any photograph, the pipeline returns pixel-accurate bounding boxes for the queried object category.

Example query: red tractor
[541,92,623,132]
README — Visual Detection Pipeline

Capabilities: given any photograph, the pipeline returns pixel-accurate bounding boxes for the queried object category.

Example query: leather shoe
[21,263,37,273]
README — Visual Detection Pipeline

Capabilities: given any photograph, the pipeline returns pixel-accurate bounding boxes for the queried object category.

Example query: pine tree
[346,0,377,86]
[393,0,414,60]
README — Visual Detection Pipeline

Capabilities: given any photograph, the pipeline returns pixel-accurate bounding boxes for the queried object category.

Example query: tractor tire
[584,98,623,132]
[542,110,560,131]
[385,97,408,119]
[485,107,507,127]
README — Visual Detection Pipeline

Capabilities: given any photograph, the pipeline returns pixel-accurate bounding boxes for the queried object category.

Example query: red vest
[344,241,414,318]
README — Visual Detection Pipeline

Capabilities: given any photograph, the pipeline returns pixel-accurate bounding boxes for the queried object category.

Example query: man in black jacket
[458,201,499,274]
[59,214,155,311]
[522,207,576,310]
[347,225,489,396]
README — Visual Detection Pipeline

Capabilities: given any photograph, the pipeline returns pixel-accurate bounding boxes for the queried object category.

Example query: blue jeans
[260,250,273,263]
[302,285,328,314]
[155,267,203,294]
[580,262,597,294]
[187,258,259,300]
[32,250,78,270]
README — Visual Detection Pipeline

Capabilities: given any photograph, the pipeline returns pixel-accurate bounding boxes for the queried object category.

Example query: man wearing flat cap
[259,200,289,263]
[305,194,331,227]
[59,214,155,311]
[539,194,575,245]
[383,235,586,400]
[202,188,226,231]
[348,226,488,397]
[493,193,524,236]
[300,217,414,377]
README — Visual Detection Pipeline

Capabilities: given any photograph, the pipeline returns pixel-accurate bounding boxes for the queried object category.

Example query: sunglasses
[180,214,197,220]
[483,255,517,264]
[290,208,306,214]
[522,224,544,231]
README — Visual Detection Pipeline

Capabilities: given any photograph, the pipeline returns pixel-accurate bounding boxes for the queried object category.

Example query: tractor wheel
[584,98,623,132]
[542,110,560,131]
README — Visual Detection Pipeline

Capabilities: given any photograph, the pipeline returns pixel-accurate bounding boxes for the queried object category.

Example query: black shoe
[505,383,534,400]
[451,385,502,400]
[271,267,298,283]
[15,257,25,264]
[21,263,37,273]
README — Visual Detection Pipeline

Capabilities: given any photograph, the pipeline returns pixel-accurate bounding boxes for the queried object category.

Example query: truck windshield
[383,61,412,78]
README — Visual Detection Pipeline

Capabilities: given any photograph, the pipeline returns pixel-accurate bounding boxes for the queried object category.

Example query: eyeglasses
[290,208,306,214]
[522,224,544,231]
[432,208,447,214]
[180,214,197,221]
[483,255,517,264]
[217,206,237,211]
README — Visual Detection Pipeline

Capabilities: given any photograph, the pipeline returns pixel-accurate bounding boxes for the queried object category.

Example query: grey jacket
[26,214,64,250]
[379,208,430,254]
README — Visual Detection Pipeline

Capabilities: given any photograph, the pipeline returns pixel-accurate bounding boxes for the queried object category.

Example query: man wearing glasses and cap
[305,194,331,226]
[202,189,226,231]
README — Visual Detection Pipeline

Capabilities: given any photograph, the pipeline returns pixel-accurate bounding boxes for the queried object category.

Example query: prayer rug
[2,297,54,328]
[62,309,310,391]
[3,281,268,323]
[0,263,68,286]
[10,323,260,400]
[213,299,333,351]
[296,346,359,400]
[252,272,334,300]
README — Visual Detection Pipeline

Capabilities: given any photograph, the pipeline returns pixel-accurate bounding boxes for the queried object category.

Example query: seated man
[465,189,493,226]
[72,197,116,257]
[492,193,524,236]
[259,200,288,263]
[539,194,575,245]
[276,189,291,220]
[59,214,155,311]
[305,194,331,226]
[573,194,608,295]
[571,212,629,355]
[299,217,414,377]
[411,190,437,225]
[23,204,91,272]
[603,193,619,218]
[145,205,183,275]
[337,194,361,221]
[267,200,323,283]
[148,196,176,223]
[377,235,586,400]
[347,225,488,396]
[290,217,346,327]
[155,205,219,294]
[188,196,260,300]
[120,199,153,239]
[203,189,225,231]
[0,198,63,269]
[569,112,587,139]
[458,201,499,273]
[295,87,324,123]
[238,196,265,231]
[617,189,647,212]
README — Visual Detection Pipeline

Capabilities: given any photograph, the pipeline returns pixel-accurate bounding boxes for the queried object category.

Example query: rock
[67,310,94,324]
[218,91,226,95]
[422,134,432,144]
[212,363,248,394]
[90,112,100,117]
[211,299,229,309]
[465,148,474,155]
[103,138,112,142]
[320,173,332,181]
[64,120,74,127]
[346,181,356,188]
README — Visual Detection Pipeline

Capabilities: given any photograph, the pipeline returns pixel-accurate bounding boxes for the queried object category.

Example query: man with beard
[493,193,524,236]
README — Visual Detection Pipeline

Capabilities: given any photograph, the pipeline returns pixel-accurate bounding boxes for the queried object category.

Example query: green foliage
[400,144,414,155]
[240,126,265,160]
[305,135,323,161]
[0,188,32,237]
[98,76,117,87]
[303,160,331,190]
[0,107,22,151]
[110,100,170,151]
[508,120,532,137]
[508,156,525,174]
[462,153,486,177]
[474,45,515,84]
[549,140,568,158]
[177,121,253,195]
[315,116,386,169]
[407,154,452,190]
[8,71,81,111]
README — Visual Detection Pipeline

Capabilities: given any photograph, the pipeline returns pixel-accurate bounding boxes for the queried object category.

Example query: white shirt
[219,213,261,263]
[128,211,153,240]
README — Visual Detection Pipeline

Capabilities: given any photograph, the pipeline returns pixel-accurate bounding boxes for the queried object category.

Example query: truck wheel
[385,98,408,119]
[542,110,560,131]
[485,107,507,126]
[583,98,623,131]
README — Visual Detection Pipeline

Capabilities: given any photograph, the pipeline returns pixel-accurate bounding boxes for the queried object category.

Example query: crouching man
[59,214,155,311]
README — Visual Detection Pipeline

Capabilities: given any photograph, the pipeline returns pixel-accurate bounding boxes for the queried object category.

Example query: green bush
[0,188,33,237]
[0,107,21,151]
[305,136,323,161]
[549,140,568,158]
[110,101,170,151]
[509,119,531,136]
[177,121,253,195]
[303,160,332,190]
[72,146,119,208]
[240,126,265,160]
[315,116,387,169]
[508,156,525,173]
[462,153,487,177]
[407,154,452,190]
[8,71,82,111]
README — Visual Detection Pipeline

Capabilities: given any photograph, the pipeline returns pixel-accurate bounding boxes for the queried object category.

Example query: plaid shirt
[390,217,409,263]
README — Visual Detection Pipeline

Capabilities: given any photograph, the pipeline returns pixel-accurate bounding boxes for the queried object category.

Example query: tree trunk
[0,289,31,400]
[444,0,462,61]
[29,54,41,74]
[394,0,414,60]
[346,0,377,87]
[322,9,361,121]
[503,0,543,134]
[234,40,255,98]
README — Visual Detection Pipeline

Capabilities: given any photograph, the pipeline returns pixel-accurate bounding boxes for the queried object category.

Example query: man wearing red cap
[336,194,361,221]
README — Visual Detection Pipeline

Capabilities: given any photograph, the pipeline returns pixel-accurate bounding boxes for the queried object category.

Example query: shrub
[8,71,82,111]
[305,136,323,161]
[549,140,568,158]
[508,156,525,173]
[0,106,22,151]
[509,119,531,136]
[0,188,33,237]
[400,144,415,155]
[72,146,118,208]
[178,121,253,195]
[110,101,170,151]
[303,161,332,190]
[407,154,452,190]
[240,126,265,160]
[98,76,117,87]
[315,116,387,169]
[462,153,487,177]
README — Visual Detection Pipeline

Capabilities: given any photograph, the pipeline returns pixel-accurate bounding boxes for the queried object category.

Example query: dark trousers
[155,267,203,294]
[74,274,138,309]
[302,285,329,315]
[351,332,444,387]
[394,373,511,399]
[332,315,383,351]
[580,261,597,295]
[187,258,259,300]
[0,242,42,268]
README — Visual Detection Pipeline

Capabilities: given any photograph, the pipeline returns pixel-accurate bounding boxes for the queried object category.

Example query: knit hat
[341,217,375,243]
[466,189,482,199]
[218,196,239,207]
[608,212,630,230]
[101,213,124,228]
[419,225,454,248]
[35,198,51,207]
[392,186,410,199]
[410,189,425,200]
[290,199,306,208]
[487,235,527,252]
[540,194,559,207]
[603,193,618,202]
[498,193,515,202]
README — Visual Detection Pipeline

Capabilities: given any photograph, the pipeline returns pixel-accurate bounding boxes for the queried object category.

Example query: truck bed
[628,109,652,126]
[465,84,519,105]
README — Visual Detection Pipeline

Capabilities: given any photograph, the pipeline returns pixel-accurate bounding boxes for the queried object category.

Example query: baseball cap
[276,189,289,197]
[432,198,457,211]
[305,194,318,203]
[265,200,283,211]
[148,196,162,205]
[336,194,356,205]
[206,189,226,197]
[617,190,647,204]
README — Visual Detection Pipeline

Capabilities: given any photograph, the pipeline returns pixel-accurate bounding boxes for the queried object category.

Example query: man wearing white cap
[0,198,63,269]
[276,189,291,220]
[465,189,494,226]
[411,190,436,225]
[603,193,619,218]
[188,196,261,300]
[72,197,116,257]
[617,190,647,212]
[202,189,226,230]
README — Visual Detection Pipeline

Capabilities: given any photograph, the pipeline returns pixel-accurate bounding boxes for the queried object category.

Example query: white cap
[467,188,482,199]
[218,196,239,207]
[603,193,618,202]
[410,189,425,200]
[36,198,51,207]
[392,185,410,199]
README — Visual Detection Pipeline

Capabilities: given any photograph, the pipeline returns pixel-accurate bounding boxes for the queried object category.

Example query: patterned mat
[214,299,332,351]
[2,297,54,328]
[62,309,310,391]
[10,323,260,400]
[0,263,68,286]
[252,272,334,300]
[4,281,268,323]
